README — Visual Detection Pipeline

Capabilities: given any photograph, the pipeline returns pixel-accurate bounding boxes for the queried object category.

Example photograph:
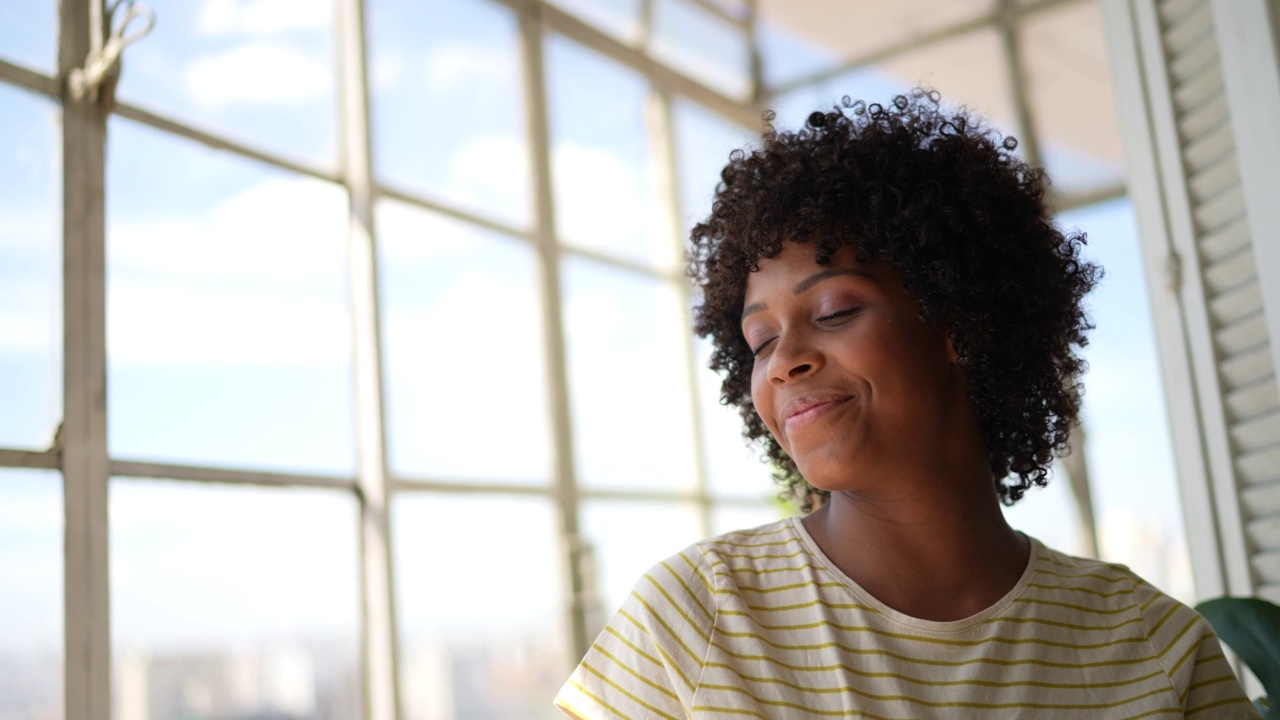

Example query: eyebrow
[741,268,875,322]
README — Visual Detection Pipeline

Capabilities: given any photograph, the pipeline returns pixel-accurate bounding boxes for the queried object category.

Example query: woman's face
[741,242,967,492]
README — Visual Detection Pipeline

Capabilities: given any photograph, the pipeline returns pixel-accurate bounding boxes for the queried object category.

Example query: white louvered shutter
[1103,0,1280,604]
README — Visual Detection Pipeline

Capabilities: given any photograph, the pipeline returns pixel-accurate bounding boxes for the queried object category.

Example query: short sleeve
[1134,581,1262,718]
[554,547,718,720]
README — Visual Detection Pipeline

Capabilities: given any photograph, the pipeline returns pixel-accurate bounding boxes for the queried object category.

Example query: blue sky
[0,0,1188,676]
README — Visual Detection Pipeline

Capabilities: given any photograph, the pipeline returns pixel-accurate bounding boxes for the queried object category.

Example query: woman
[554,90,1258,719]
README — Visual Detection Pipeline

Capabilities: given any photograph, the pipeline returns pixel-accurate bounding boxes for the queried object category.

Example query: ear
[944,329,960,364]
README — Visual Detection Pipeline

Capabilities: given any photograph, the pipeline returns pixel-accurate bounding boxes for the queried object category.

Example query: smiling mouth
[783,396,852,431]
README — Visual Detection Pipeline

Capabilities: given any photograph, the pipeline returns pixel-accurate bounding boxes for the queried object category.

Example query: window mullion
[336,0,402,718]
[60,0,111,718]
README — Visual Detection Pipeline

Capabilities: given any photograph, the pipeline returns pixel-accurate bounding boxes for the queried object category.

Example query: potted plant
[1195,596,1280,719]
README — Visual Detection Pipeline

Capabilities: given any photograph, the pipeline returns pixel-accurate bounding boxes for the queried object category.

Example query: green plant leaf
[1195,596,1280,713]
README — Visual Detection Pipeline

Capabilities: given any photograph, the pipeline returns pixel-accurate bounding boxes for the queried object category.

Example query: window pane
[544,0,641,45]
[107,118,355,475]
[1065,198,1194,603]
[651,0,750,98]
[695,338,772,499]
[394,493,567,720]
[0,0,55,73]
[0,84,61,451]
[1021,1,1125,196]
[580,500,703,624]
[546,35,671,268]
[712,502,785,537]
[111,478,362,720]
[562,257,696,491]
[759,1,992,70]
[0,469,62,719]
[115,0,336,166]
[672,98,756,237]
[377,200,551,484]
[369,0,530,227]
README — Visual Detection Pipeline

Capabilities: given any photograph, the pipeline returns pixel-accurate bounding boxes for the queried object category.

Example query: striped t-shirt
[555,517,1258,719]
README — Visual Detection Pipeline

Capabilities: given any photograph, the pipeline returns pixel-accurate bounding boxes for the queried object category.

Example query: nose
[767,332,823,385]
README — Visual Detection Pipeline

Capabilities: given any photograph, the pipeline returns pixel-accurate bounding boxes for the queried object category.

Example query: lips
[782,394,852,430]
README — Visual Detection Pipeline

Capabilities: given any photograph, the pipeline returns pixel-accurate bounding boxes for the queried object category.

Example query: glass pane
[0,84,61,451]
[369,0,530,227]
[111,478,362,720]
[544,0,641,45]
[651,0,750,98]
[0,0,56,73]
[878,28,1018,137]
[760,1,993,68]
[562,257,696,491]
[377,200,551,484]
[394,493,567,720]
[757,19,840,91]
[672,98,756,237]
[1021,1,1125,195]
[694,338,773,499]
[546,35,671,268]
[768,66,910,134]
[1065,198,1194,603]
[115,0,336,166]
[107,118,356,475]
[580,500,703,623]
[773,30,1020,145]
[0,469,62,719]
[712,502,786,536]
[1001,464,1089,557]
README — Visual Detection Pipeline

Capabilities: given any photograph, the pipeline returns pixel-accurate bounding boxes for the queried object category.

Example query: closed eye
[818,307,862,323]
[751,337,775,356]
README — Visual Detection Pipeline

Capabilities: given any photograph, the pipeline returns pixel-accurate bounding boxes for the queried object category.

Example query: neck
[802,464,1029,622]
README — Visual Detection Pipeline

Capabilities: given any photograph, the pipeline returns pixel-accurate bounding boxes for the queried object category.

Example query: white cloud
[552,142,668,263]
[184,44,329,110]
[423,42,516,95]
[200,0,330,37]
[444,134,529,219]
[371,48,404,92]
[108,178,351,368]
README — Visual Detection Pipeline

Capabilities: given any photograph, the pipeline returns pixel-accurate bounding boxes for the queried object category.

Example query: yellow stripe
[711,536,805,549]
[984,614,1146,632]
[715,579,848,594]
[709,638,1154,671]
[678,552,715,596]
[708,548,808,561]
[1186,696,1253,715]
[1038,567,1132,584]
[705,662,1165,691]
[1147,603,1180,636]
[604,625,662,668]
[660,561,714,624]
[1119,706,1182,719]
[713,563,822,576]
[1012,597,1138,615]
[566,678,636,720]
[629,593,706,668]
[1157,617,1200,664]
[692,704,908,720]
[645,573,711,644]
[703,680,1174,712]
[618,609,696,691]
[720,599,878,614]
[1026,582,1133,598]
[1139,588,1161,612]
[712,623,1149,651]
[581,661,681,720]
[592,644,680,702]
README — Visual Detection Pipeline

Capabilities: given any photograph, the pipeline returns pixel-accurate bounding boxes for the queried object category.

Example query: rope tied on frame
[68,0,154,109]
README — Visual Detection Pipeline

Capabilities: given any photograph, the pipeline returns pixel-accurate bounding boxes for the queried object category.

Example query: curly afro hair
[688,89,1100,510]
